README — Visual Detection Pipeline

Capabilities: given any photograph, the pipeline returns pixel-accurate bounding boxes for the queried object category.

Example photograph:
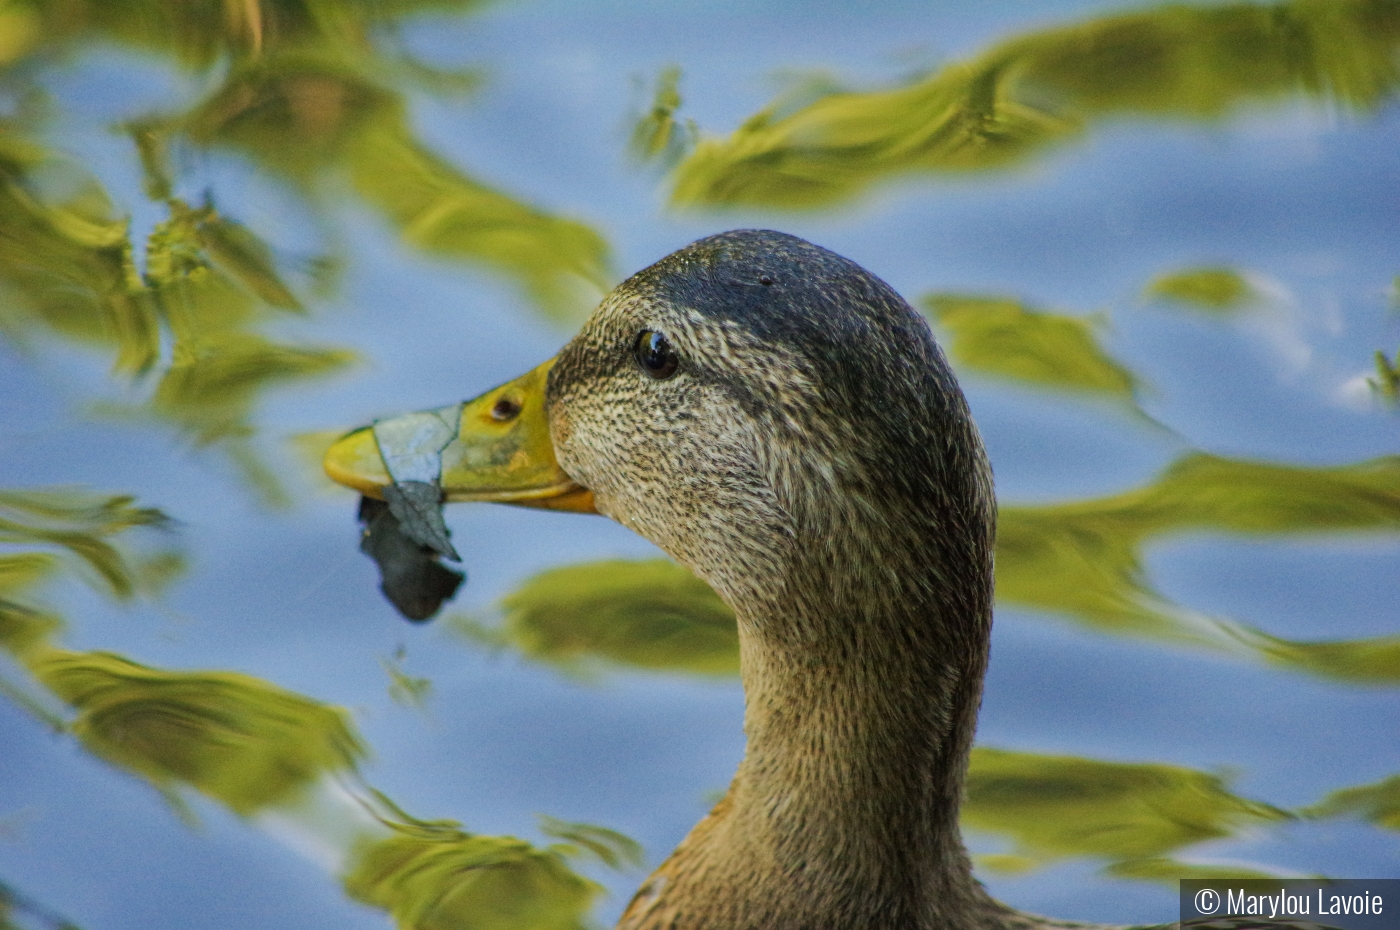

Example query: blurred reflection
[34,650,366,816]
[630,66,695,170]
[0,488,361,817]
[670,0,1400,207]
[455,553,1353,882]
[0,489,179,602]
[383,646,434,709]
[1370,345,1399,405]
[345,802,642,930]
[0,126,145,367]
[453,559,739,676]
[1305,775,1400,831]
[135,1,613,320]
[466,452,1400,684]
[1,0,1393,920]
[0,484,629,930]
[922,294,1142,414]
[346,829,596,930]
[1143,267,1256,314]
[537,815,644,871]
[0,879,82,930]
[180,65,609,318]
[962,747,1289,880]
[0,119,354,502]
[1,0,615,502]
[998,452,1400,683]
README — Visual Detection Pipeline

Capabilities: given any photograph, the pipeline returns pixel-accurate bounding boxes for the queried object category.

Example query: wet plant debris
[357,496,463,622]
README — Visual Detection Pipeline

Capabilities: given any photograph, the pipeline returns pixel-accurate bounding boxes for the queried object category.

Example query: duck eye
[634,330,679,380]
[490,397,521,421]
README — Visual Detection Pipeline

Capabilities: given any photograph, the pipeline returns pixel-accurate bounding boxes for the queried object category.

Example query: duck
[324,229,1097,930]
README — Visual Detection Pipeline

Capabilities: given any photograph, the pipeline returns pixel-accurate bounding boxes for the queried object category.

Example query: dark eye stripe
[634,330,680,380]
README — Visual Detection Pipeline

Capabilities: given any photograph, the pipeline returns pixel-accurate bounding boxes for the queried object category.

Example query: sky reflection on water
[1,1,1398,928]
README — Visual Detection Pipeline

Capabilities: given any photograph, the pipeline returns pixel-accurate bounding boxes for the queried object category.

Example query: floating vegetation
[962,747,1289,880]
[922,293,1139,405]
[1143,266,1256,314]
[670,0,1400,207]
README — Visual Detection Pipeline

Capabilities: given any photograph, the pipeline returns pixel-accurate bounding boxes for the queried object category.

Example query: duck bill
[322,358,597,513]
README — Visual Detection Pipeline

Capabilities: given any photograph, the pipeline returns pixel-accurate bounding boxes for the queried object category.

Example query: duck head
[329,230,992,623]
[325,229,1002,928]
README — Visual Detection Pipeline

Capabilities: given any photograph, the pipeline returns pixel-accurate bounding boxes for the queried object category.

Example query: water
[1,1,1397,928]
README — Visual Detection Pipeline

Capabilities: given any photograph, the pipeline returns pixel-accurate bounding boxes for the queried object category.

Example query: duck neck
[622,419,1000,929]
[724,569,992,924]
[624,495,998,929]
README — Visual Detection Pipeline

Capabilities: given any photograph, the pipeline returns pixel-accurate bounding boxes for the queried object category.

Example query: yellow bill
[323,359,596,514]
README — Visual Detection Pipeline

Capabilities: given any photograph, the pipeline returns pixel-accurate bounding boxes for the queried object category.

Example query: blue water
[2,2,1398,928]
